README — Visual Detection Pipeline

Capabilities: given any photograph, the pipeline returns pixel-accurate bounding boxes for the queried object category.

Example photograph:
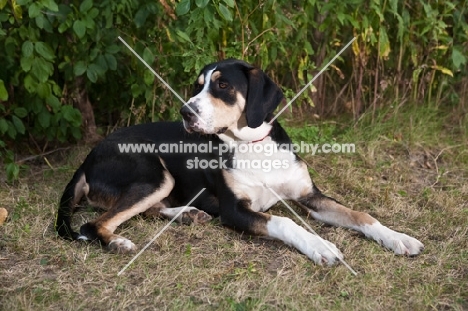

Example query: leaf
[104,53,117,70]
[144,70,154,86]
[431,65,453,77]
[86,65,98,83]
[38,110,51,128]
[58,22,69,33]
[61,105,74,122]
[0,80,8,101]
[195,0,209,8]
[22,41,34,57]
[176,30,192,43]
[6,120,16,138]
[223,0,235,8]
[74,61,87,76]
[43,0,58,12]
[88,8,99,18]
[84,15,95,29]
[14,107,28,118]
[80,0,93,13]
[35,15,45,28]
[218,4,232,21]
[46,95,61,113]
[176,0,191,16]
[24,74,36,93]
[36,82,51,98]
[0,118,8,134]
[142,47,153,64]
[0,0,7,10]
[12,115,25,135]
[95,55,108,72]
[61,106,81,126]
[13,3,23,19]
[134,7,150,28]
[73,20,86,38]
[28,3,41,18]
[31,58,53,83]
[88,63,104,76]
[131,84,142,98]
[6,163,20,182]
[452,47,467,69]
[70,126,82,139]
[105,45,120,54]
[378,27,390,58]
[35,42,55,61]
[204,8,213,23]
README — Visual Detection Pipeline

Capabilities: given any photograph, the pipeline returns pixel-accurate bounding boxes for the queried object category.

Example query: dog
[56,59,423,265]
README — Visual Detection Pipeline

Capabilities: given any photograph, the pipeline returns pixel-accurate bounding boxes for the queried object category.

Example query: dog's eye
[218,82,228,89]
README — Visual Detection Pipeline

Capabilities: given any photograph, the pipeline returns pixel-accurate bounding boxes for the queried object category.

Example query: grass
[1,105,467,310]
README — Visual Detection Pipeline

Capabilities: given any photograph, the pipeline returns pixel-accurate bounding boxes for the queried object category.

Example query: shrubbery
[0,0,466,180]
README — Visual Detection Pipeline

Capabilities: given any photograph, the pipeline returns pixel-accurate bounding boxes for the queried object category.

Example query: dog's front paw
[365,223,424,256]
[307,236,344,266]
[108,237,137,254]
[383,232,424,256]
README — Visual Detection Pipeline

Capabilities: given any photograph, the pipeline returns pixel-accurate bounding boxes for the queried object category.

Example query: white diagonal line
[118,36,186,104]
[266,186,358,276]
[117,188,206,276]
[269,37,357,124]
[117,36,206,124]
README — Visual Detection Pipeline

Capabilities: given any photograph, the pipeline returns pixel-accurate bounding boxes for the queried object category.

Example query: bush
[0,0,466,181]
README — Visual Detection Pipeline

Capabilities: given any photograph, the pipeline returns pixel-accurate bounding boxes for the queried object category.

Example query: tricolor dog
[56,59,424,265]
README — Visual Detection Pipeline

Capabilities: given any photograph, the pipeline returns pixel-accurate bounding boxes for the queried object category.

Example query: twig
[16,147,71,164]
[243,28,275,56]
[431,144,465,187]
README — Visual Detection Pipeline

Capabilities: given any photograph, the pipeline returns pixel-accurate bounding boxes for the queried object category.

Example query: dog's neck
[218,122,272,143]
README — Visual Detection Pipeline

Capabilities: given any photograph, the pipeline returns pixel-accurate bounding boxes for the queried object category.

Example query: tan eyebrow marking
[197,74,205,85]
[211,71,221,82]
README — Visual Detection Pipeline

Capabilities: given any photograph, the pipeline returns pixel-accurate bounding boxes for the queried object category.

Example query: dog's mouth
[182,120,227,135]
[183,120,228,134]
[216,127,228,134]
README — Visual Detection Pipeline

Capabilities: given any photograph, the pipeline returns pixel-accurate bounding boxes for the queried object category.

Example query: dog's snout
[180,102,199,122]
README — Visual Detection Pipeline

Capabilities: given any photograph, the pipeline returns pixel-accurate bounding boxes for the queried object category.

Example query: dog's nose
[180,103,199,122]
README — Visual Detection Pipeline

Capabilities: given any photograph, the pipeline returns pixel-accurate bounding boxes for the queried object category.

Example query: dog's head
[180,59,283,137]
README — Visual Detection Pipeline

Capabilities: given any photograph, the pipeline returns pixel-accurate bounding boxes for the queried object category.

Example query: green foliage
[0,0,466,181]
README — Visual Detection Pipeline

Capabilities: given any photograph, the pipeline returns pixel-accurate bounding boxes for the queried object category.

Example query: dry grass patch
[1,118,467,310]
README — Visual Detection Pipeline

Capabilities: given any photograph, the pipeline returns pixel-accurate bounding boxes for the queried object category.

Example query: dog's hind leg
[143,199,212,225]
[80,170,175,253]
[56,168,88,240]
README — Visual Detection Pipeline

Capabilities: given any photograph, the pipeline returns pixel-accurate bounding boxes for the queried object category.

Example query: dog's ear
[244,67,284,128]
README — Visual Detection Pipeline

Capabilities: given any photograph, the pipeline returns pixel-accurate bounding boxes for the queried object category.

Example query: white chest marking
[226,140,312,212]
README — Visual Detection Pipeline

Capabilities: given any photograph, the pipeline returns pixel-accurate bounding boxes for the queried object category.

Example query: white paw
[180,208,212,225]
[108,237,137,254]
[363,223,424,256]
[306,235,344,266]
[77,234,90,241]
[267,216,344,266]
[382,232,424,256]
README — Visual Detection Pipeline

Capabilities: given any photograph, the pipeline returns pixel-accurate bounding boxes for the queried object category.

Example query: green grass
[0,105,467,310]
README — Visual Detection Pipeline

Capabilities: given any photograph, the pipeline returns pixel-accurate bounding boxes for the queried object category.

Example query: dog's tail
[55,168,86,240]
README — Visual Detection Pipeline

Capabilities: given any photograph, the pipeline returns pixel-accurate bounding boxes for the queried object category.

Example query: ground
[0,111,467,310]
